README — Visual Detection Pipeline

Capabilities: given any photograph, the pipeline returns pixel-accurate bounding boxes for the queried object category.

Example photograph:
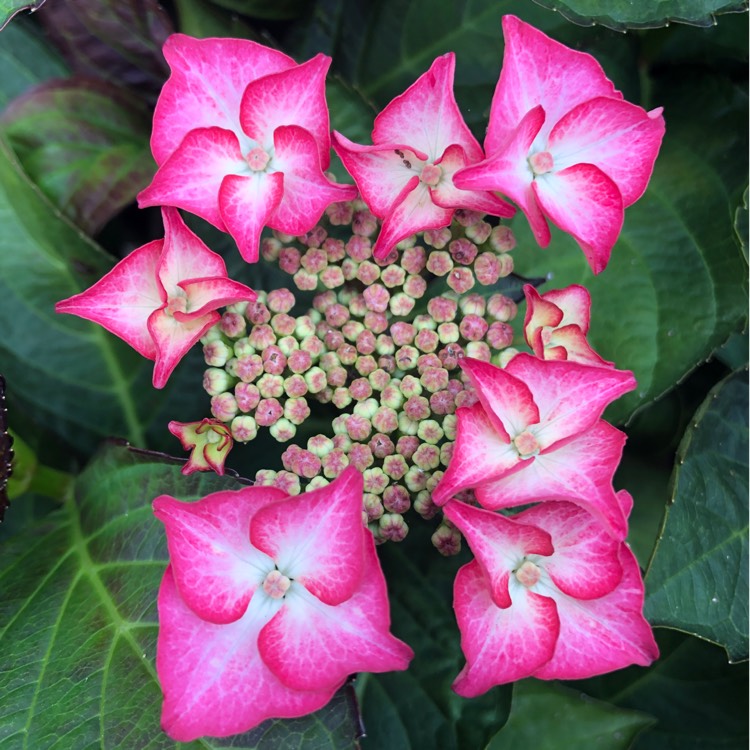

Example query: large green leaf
[644,370,749,661]
[575,630,748,750]
[0,442,361,748]
[2,77,153,234]
[486,680,654,749]
[0,0,45,32]
[530,0,748,30]
[208,0,308,20]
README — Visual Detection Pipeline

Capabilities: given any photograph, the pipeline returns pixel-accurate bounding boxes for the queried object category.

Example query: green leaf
[359,528,512,749]
[208,0,308,20]
[530,0,748,30]
[486,680,654,750]
[0,0,45,32]
[735,186,748,263]
[575,630,748,750]
[2,77,153,234]
[0,442,362,748]
[644,370,749,661]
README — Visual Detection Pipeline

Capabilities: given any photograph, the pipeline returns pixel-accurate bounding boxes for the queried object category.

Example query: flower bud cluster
[197,201,519,545]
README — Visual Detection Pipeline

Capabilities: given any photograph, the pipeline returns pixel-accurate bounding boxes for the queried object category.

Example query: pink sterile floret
[332,53,514,261]
[454,16,665,274]
[138,34,356,264]
[432,355,636,539]
[523,283,614,367]
[55,207,256,388]
[443,495,658,696]
[153,467,413,741]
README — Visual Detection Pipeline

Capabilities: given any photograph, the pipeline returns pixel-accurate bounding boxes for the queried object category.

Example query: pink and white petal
[176,277,256,321]
[55,240,163,360]
[540,284,592,331]
[515,502,623,600]
[152,34,296,165]
[504,354,636,447]
[618,489,634,520]
[372,53,483,162]
[452,560,559,697]
[268,125,358,235]
[431,402,519,506]
[250,466,366,605]
[138,127,247,230]
[547,324,614,368]
[443,500,553,608]
[454,106,551,247]
[157,568,334,742]
[240,54,333,169]
[460,357,539,438]
[485,15,621,154]
[153,488,285,623]
[549,97,666,206]
[148,308,217,389]
[533,545,659,680]
[372,181,453,260]
[430,144,516,217]
[533,163,623,274]
[476,420,629,540]
[258,538,413,692]
[219,171,284,264]
[331,132,423,217]
[522,284,564,355]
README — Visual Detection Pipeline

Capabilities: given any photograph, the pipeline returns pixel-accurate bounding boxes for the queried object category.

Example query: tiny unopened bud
[426,250,453,276]
[449,237,478,265]
[383,484,410,513]
[465,220,492,244]
[417,419,444,444]
[203,368,234,396]
[364,493,384,521]
[447,267,475,293]
[443,414,458,440]
[204,340,233,367]
[378,513,409,542]
[255,398,283,426]
[278,247,301,274]
[363,467,389,494]
[414,490,439,519]
[300,247,328,274]
[415,328,439,353]
[211,392,238,422]
[284,397,310,425]
[396,435,419,460]
[231,415,258,442]
[466,341,491,361]
[432,523,462,556]
[293,269,318,290]
[383,454,408,481]
[270,418,296,442]
[257,373,284,398]
[235,383,261,412]
[489,224,516,252]
[460,314,489,342]
[423,227,452,249]
[404,466,428,492]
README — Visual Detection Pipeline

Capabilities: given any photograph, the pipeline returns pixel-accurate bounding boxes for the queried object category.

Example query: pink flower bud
[400,374,423,398]
[267,288,295,314]
[270,314,296,337]
[356,330,377,355]
[270,418,297,443]
[372,405,399,434]
[203,368,234,396]
[356,261,381,285]
[363,283,390,313]
[466,220,492,244]
[417,353,442,374]
[459,293,486,316]
[235,382,261,412]
[307,434,334,457]
[474,252,502,286]
[211,392,238,422]
[413,443,440,470]
[383,484,410,513]
[321,448,349,478]
[284,397,310,425]
[426,250,453,276]
[383,455,408,482]
[401,245,427,273]
[381,265,406,288]
[423,227,452,249]
[403,274,427,299]
[343,321,365,342]
[466,341,491,361]
[454,209,482,227]
[404,466,428,492]
[219,312,246,338]
[364,493,384,521]
[261,237,282,261]
[323,237,346,261]
[283,373,308,398]
[429,389,456,415]
[396,435,419,461]
[247,300,271,325]
[420,366,449,393]
[276,335,299,357]
[487,321,514,349]
[440,441,454,467]
[203,341,232,367]
[255,398,283,426]
[278,246,301,275]
[414,490,439,519]
[353,209,378,237]
[390,322,416,346]
[271,469,300,493]
[431,523,462,556]
[327,366,348,388]
[341,257,359,280]
[320,266,345,289]
[350,377,373,401]
[326,200,354,225]
[437,322,460,344]
[455,389,478,409]
[363,467,389,494]
[398,413,419,435]
[460,314,489,341]
[349,443,374,472]
[248,323,276,351]
[230,415,257,442]
[293,269,318,290]
[301,335,324,359]
[369,368,391,391]
[378,513,408,542]
[395,345,419,371]
[447,267,475,294]
[346,234,372,261]
[257,373,284,398]
[300,224,328,248]
[262,345,287,375]
[427,296,458,322]
[332,387,352,409]
[438,342,464,369]
[346,415,372,441]
[364,311,389,334]
[295,315,316,338]
[449,238,478,265]
[304,366,327,393]
[443,414,457,440]
[489,225,516,252]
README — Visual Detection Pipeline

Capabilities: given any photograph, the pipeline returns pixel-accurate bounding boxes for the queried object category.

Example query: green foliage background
[0,0,747,747]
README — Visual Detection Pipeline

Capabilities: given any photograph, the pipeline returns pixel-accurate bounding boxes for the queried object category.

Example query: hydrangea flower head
[153,466,413,740]
[138,34,357,263]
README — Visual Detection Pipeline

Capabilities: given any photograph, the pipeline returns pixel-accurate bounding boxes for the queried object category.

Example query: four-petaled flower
[432,356,636,539]
[523,283,613,367]
[444,495,659,696]
[56,207,256,388]
[138,34,357,264]
[168,418,233,475]
[332,53,514,260]
[454,15,665,274]
[153,467,413,741]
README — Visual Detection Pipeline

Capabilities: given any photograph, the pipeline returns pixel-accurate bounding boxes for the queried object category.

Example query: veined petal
[504,354,636,448]
[533,545,659,680]
[152,34,296,165]
[522,283,564,356]
[430,144,516,218]
[153,488,285,623]
[176,277,256,321]
[475,420,629,540]
[549,97,665,206]
[148,308,217,389]
[431,402,519,506]
[157,568,333,742]
[269,125,357,236]
[250,466,366,606]
[536,284,592,332]
[55,240,163,360]
[546,325,614,368]
[515,502,623,600]
[240,54,333,169]
[331,132,423,217]
[219,171,284,264]
[258,538,413,692]
[443,500,553,608]
[533,162,623,274]
[460,357,539,439]
[372,180,453,259]
[485,15,621,155]
[452,560,559,697]
[138,127,246,231]
[455,106,550,247]
[372,53,483,163]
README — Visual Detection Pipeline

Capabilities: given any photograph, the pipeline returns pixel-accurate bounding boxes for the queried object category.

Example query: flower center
[262,569,291,599]
[420,163,442,186]
[529,150,554,176]
[512,429,541,459]
[165,295,188,316]
[515,560,542,588]
[246,146,271,172]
